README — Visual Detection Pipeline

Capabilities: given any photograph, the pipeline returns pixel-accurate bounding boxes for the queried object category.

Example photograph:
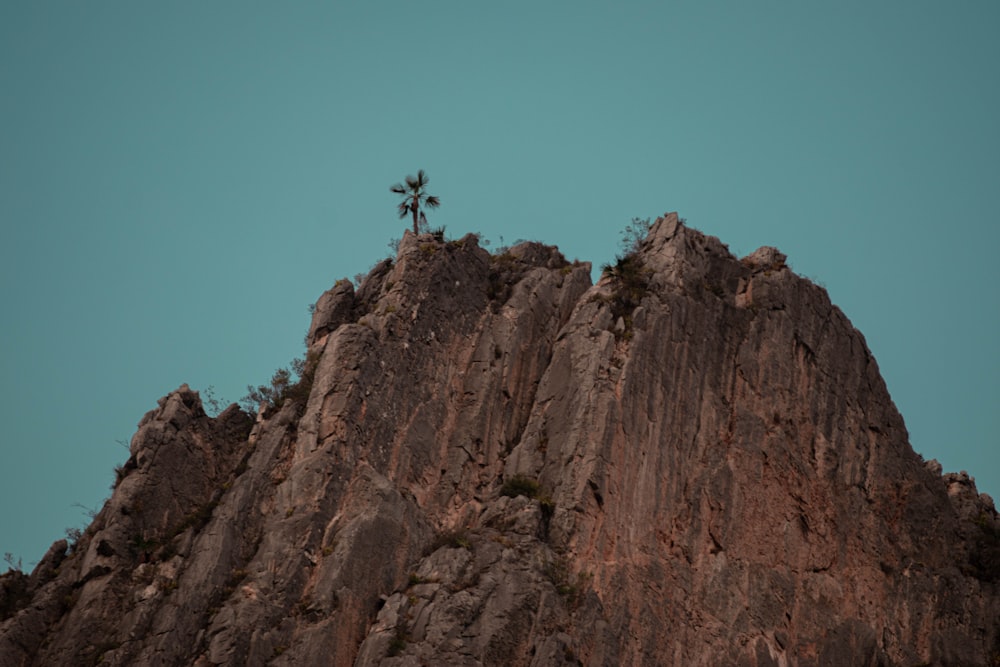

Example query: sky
[1,1,997,568]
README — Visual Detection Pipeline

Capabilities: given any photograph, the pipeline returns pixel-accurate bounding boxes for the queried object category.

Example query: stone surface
[1,222,996,666]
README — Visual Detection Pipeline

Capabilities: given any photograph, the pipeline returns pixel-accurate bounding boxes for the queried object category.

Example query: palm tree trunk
[411,198,419,234]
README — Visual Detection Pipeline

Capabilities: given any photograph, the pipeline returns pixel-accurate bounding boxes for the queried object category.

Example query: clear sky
[2,1,997,567]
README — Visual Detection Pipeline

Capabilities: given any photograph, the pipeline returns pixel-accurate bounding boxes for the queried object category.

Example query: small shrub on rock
[241,351,320,416]
[599,253,652,339]
[618,216,652,255]
[387,628,408,657]
[500,475,542,499]
[600,254,650,307]
[542,556,590,607]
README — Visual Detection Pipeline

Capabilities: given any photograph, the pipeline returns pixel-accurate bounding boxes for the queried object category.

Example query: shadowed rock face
[1,217,997,666]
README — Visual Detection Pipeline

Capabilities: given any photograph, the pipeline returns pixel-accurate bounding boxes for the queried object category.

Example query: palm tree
[390,169,441,234]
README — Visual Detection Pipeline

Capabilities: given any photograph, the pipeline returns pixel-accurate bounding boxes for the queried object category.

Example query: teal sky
[2,2,997,567]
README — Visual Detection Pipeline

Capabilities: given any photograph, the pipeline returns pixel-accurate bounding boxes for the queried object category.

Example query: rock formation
[1,214,997,666]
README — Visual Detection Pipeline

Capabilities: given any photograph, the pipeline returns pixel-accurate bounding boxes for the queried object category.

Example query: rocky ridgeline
[1,214,997,666]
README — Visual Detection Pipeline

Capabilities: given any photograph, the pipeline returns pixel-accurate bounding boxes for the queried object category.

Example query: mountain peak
[2,219,997,666]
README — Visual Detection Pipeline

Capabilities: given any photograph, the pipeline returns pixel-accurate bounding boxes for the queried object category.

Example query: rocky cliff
[2,214,997,666]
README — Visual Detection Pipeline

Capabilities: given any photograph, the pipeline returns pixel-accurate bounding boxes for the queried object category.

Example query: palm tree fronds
[391,170,439,231]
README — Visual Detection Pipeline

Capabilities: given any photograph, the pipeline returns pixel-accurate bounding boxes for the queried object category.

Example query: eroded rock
[2,221,996,666]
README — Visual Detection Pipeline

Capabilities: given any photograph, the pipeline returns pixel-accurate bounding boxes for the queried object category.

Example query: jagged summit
[2,214,997,666]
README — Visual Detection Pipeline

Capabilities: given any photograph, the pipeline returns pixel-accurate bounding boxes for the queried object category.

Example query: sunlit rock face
[2,216,996,667]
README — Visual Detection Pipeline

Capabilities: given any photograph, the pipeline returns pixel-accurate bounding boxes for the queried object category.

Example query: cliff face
[2,214,997,666]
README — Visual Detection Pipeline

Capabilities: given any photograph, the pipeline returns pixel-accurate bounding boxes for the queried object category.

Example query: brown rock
[1,220,996,666]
